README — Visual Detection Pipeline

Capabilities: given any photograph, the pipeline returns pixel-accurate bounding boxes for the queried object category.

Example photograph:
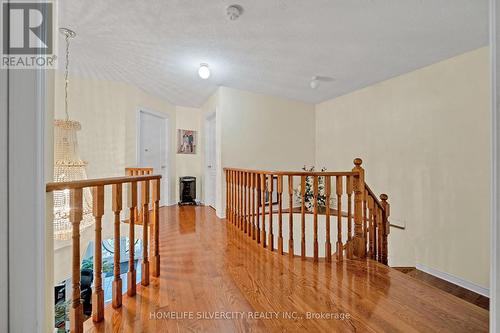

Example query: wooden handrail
[47,173,161,333]
[365,183,384,210]
[223,167,358,177]
[125,167,154,175]
[224,158,390,266]
[46,174,161,192]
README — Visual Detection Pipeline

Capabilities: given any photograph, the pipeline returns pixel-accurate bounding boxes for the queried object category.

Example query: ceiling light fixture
[310,78,320,89]
[198,63,210,79]
[227,4,243,20]
[310,75,335,89]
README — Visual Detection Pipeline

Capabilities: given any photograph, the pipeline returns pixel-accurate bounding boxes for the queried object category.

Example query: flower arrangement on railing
[294,166,336,212]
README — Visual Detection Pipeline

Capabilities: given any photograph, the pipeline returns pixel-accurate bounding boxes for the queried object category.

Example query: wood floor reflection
[83,206,488,332]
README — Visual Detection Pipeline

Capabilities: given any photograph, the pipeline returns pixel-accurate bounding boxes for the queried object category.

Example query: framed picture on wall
[177,129,197,154]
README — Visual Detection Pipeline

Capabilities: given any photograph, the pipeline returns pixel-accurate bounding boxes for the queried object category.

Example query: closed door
[139,110,168,205]
[205,115,216,208]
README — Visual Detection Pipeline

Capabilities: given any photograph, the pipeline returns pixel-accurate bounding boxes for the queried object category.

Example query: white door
[139,110,168,206]
[205,114,216,208]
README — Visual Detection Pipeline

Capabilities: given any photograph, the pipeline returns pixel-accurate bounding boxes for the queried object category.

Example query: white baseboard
[416,263,489,297]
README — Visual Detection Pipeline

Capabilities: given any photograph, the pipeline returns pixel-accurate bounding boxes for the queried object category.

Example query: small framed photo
[177,129,197,154]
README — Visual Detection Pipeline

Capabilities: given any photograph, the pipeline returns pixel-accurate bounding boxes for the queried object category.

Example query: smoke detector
[227,5,243,20]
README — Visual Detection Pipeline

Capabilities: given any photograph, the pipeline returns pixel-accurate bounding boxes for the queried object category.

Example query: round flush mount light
[310,78,320,89]
[227,4,243,20]
[198,63,210,79]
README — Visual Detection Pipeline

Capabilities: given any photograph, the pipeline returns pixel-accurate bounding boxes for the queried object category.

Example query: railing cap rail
[223,167,358,177]
[46,174,162,192]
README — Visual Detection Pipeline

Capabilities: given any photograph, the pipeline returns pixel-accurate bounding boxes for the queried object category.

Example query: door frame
[0,50,8,333]
[136,107,171,206]
[203,111,216,208]
[491,0,500,329]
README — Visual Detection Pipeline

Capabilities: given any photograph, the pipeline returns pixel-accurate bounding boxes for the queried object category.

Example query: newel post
[352,158,366,258]
[380,194,390,265]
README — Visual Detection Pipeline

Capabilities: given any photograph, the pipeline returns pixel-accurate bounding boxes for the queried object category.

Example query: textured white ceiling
[59,0,489,107]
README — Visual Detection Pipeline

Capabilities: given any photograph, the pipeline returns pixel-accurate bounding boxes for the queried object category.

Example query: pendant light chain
[64,33,70,121]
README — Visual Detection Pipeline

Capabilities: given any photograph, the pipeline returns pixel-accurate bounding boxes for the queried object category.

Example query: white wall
[315,47,491,289]
[214,87,316,217]
[175,106,203,202]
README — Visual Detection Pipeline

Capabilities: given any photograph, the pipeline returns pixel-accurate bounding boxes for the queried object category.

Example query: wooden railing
[125,167,153,225]
[224,158,390,265]
[46,174,161,333]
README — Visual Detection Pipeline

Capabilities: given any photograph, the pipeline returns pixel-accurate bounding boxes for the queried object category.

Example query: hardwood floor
[84,206,488,332]
[393,267,489,310]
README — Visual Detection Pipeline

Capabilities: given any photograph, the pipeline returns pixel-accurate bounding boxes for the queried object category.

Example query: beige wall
[175,106,203,202]
[54,73,176,184]
[50,48,491,293]
[315,47,490,288]
[216,87,316,216]
[53,73,177,282]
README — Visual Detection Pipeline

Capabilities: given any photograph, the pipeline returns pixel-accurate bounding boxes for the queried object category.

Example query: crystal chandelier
[53,28,94,240]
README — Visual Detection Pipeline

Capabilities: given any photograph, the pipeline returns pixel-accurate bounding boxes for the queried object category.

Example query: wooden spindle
[313,175,319,261]
[261,174,266,248]
[232,170,236,225]
[247,172,251,234]
[300,175,306,259]
[352,158,366,258]
[245,172,251,237]
[69,188,83,333]
[239,171,243,231]
[236,171,240,229]
[268,174,274,251]
[234,171,238,227]
[225,170,229,219]
[363,189,369,257]
[141,180,150,286]
[243,172,248,234]
[325,176,332,262]
[288,175,294,258]
[251,173,256,240]
[247,172,251,237]
[346,175,354,259]
[152,179,161,277]
[367,196,375,260]
[112,184,123,308]
[373,203,378,260]
[256,173,261,243]
[234,170,238,226]
[380,194,390,265]
[127,181,137,297]
[377,205,384,263]
[92,185,105,322]
[277,175,284,255]
[229,171,233,224]
[248,173,251,237]
[336,176,343,261]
